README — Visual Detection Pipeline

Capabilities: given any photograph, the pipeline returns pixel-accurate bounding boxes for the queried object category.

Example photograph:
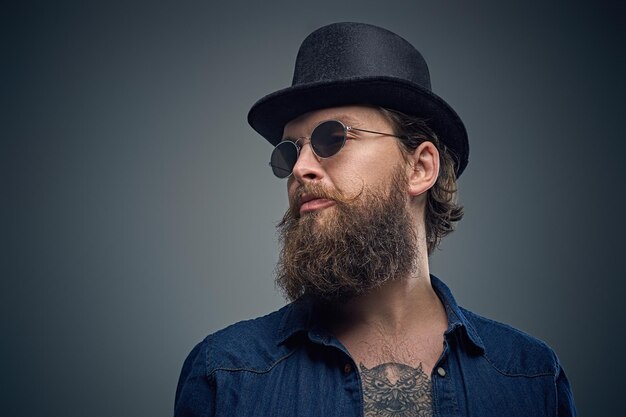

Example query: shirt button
[344,363,352,373]
[437,367,446,377]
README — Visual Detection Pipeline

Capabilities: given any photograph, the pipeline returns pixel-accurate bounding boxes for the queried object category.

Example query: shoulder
[460,306,561,377]
[186,304,296,377]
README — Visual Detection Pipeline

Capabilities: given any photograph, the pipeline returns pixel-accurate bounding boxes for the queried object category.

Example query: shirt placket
[431,340,461,417]
[308,330,364,417]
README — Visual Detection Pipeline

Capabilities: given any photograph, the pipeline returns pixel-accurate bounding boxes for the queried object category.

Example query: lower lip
[300,198,335,214]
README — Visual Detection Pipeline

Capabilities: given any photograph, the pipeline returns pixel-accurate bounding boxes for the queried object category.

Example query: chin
[303,205,337,225]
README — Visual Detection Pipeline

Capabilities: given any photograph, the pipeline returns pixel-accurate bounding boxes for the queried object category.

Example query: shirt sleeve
[174,339,215,417]
[556,364,577,417]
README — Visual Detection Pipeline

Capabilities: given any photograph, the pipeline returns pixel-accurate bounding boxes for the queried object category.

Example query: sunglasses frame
[269,119,405,179]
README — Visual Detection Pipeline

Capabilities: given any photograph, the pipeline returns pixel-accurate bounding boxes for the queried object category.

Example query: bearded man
[174,22,577,417]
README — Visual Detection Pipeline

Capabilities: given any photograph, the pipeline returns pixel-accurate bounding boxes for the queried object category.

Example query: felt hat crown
[248,22,469,177]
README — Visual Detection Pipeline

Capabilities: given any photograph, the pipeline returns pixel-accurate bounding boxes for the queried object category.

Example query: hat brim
[247,76,469,177]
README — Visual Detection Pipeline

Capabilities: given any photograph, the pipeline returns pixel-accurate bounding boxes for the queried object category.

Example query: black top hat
[248,22,469,177]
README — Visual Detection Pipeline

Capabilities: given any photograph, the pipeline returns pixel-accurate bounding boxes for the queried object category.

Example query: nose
[291,141,324,183]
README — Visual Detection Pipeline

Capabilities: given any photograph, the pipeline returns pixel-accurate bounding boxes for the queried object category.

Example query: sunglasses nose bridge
[294,136,322,163]
[294,136,311,151]
[290,136,326,181]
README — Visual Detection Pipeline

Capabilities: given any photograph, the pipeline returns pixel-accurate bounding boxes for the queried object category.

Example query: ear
[407,141,439,197]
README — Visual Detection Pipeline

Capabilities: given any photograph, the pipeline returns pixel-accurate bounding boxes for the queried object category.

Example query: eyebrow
[281,115,361,141]
[330,114,360,126]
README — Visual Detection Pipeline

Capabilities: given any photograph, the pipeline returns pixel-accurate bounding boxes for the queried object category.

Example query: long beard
[275,168,418,303]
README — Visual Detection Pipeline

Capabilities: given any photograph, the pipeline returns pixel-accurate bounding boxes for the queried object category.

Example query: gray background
[4,1,625,416]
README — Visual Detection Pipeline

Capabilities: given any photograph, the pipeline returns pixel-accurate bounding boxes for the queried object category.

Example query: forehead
[282,105,388,138]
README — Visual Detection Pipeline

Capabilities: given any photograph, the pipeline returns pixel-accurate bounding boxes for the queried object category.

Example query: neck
[330,253,446,339]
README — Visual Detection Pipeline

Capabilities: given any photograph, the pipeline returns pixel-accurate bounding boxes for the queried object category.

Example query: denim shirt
[175,275,577,416]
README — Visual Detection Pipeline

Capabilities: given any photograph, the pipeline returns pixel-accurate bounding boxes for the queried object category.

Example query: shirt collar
[276,294,318,345]
[430,274,485,353]
[277,274,485,354]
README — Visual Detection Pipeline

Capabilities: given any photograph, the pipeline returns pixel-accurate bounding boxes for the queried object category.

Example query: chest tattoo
[360,362,433,417]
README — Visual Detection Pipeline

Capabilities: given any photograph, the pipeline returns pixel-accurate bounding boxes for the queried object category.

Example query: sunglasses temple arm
[347,126,404,139]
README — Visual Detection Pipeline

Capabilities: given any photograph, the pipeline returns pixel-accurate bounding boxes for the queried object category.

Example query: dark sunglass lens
[311,120,345,158]
[270,141,298,178]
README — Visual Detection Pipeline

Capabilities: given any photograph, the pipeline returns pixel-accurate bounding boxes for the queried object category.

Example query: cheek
[325,163,382,198]
[286,178,300,205]
[331,143,402,188]
[287,176,296,191]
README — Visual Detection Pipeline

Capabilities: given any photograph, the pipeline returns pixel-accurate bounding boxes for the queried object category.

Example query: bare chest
[340,334,444,417]
[357,360,434,417]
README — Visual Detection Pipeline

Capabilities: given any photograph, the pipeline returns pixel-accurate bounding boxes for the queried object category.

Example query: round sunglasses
[269,119,404,178]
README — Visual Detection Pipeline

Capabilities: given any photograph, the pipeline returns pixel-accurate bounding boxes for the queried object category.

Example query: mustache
[289,182,364,216]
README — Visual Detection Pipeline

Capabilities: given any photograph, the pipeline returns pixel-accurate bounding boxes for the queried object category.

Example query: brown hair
[379,107,464,255]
